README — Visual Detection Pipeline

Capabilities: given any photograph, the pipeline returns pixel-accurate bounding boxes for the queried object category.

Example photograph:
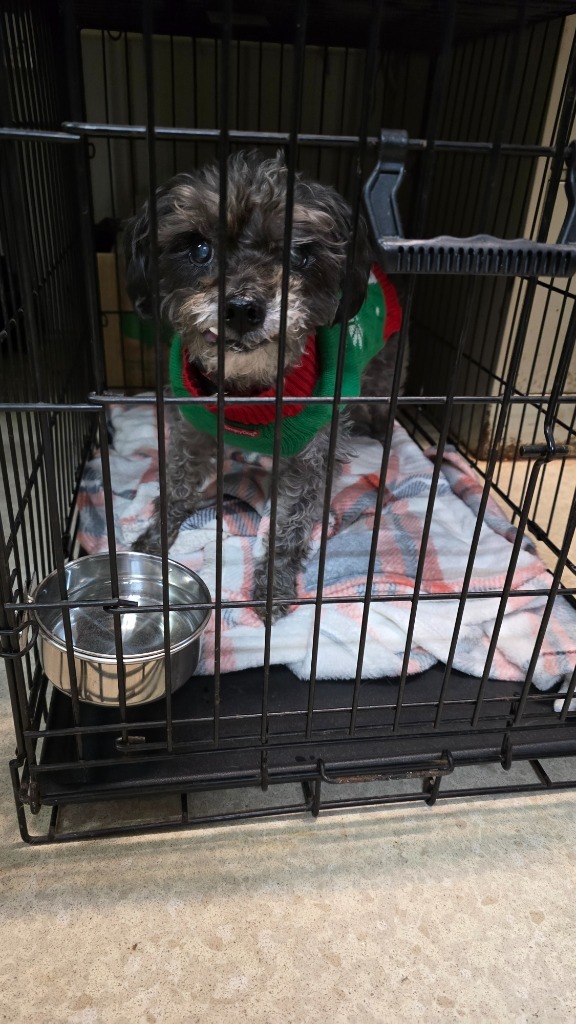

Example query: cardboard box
[97,253,169,389]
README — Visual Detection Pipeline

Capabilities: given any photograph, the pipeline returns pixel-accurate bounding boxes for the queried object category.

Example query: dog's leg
[253,422,355,621]
[133,412,216,554]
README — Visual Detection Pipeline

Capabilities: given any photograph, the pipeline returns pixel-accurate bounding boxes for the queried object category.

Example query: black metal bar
[8,580,576,616]
[497,279,568,510]
[557,662,576,723]
[513,496,576,725]
[100,29,131,388]
[0,135,43,400]
[411,0,456,236]
[478,297,576,725]
[20,716,576,778]
[394,283,478,733]
[97,408,129,731]
[192,35,199,166]
[142,0,173,751]
[0,517,28,757]
[170,33,177,174]
[59,122,574,159]
[260,0,308,743]
[41,391,576,409]
[469,455,549,729]
[465,18,558,466]
[538,35,576,246]
[0,127,80,142]
[474,0,527,233]
[529,759,552,786]
[63,0,107,394]
[38,411,84,759]
[316,44,328,180]
[7,570,567,631]
[213,0,233,749]
[20,686,563,743]
[124,31,138,213]
[12,758,576,845]
[307,0,382,736]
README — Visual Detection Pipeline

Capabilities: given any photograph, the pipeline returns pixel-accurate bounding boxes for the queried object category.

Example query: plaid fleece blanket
[77,402,576,691]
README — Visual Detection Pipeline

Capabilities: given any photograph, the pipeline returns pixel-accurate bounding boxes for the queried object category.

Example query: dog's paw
[253,599,294,624]
[252,566,297,623]
[132,529,162,555]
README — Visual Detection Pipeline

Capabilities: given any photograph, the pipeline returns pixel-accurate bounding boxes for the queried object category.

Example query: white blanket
[77,403,576,692]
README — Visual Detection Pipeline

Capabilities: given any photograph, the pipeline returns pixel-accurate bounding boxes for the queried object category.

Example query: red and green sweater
[169,265,402,457]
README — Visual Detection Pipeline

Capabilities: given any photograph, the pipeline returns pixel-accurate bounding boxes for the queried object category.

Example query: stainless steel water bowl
[31,553,212,706]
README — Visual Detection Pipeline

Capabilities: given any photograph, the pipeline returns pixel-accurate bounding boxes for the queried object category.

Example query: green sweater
[170,271,398,457]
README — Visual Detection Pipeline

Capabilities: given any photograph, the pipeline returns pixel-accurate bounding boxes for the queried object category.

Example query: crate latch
[363,128,407,244]
[364,131,576,277]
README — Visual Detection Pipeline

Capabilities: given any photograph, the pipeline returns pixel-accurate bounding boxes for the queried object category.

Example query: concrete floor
[1,659,576,1023]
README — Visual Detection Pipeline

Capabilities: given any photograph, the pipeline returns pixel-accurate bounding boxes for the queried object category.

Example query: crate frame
[1,0,576,843]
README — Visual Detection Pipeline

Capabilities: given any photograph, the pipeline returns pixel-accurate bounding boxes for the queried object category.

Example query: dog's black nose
[225,297,266,336]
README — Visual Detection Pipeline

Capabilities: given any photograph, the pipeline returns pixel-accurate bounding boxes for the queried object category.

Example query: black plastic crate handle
[364,130,576,278]
[375,236,576,277]
[317,751,454,784]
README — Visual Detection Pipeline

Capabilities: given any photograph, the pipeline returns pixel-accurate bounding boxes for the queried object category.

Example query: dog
[124,151,406,620]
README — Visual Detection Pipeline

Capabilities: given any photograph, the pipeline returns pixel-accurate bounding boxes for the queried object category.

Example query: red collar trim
[182,333,320,426]
[180,269,401,428]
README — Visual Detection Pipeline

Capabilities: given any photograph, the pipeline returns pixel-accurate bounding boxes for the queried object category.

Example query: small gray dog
[125,152,405,620]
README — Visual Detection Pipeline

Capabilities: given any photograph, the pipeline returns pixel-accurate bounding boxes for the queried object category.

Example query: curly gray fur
[126,152,407,620]
[252,419,356,619]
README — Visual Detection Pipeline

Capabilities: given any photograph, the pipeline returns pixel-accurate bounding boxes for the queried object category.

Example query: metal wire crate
[1,0,576,844]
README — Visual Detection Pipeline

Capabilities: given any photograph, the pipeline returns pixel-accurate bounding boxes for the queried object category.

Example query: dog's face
[124,152,371,389]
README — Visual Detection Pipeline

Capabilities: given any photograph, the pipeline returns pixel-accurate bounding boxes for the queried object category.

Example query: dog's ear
[296,182,372,324]
[123,200,153,319]
[334,205,372,324]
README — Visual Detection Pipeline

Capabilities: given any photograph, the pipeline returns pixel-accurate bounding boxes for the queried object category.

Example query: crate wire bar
[1,0,576,842]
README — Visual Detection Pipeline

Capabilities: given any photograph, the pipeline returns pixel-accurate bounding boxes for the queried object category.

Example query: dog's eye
[188,237,213,265]
[290,246,310,271]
